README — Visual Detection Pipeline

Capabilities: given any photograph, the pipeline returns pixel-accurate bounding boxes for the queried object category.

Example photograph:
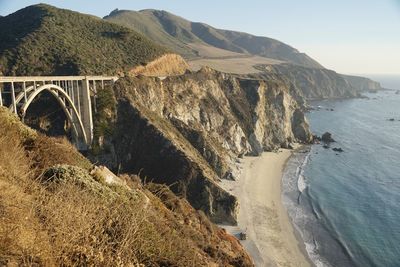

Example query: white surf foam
[297,173,307,193]
[282,147,333,267]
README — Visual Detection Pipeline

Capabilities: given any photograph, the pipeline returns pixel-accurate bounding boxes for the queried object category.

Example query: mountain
[104,9,323,68]
[104,9,384,97]
[0,4,167,76]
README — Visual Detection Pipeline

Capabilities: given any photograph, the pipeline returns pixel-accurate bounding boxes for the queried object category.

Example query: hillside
[0,106,253,266]
[0,4,167,76]
[104,9,323,68]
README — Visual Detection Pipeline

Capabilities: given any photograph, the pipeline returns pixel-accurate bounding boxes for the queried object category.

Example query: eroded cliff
[255,64,359,99]
[342,74,383,92]
[91,67,312,224]
[254,64,383,100]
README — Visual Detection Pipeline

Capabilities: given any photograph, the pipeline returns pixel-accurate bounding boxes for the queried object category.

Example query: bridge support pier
[81,77,94,149]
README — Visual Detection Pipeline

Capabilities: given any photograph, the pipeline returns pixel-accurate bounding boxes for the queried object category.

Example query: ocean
[282,75,400,267]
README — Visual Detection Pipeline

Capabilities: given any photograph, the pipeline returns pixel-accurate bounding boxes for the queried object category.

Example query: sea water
[282,76,400,267]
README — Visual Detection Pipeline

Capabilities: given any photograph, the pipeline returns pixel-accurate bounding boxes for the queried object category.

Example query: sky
[0,0,399,75]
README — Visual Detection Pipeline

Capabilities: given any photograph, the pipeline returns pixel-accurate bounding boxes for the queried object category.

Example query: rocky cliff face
[254,64,384,100]
[92,67,312,224]
[342,74,383,92]
[255,64,360,99]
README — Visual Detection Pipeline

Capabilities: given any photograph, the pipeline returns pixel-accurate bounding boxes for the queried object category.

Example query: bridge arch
[21,84,88,145]
[15,85,35,105]
[0,75,118,150]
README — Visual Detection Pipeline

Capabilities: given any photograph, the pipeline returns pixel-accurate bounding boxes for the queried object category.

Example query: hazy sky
[0,0,399,75]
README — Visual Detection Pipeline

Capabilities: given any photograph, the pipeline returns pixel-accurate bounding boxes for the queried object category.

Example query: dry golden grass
[130,54,189,77]
[0,132,198,266]
[0,108,253,266]
[188,55,283,74]
[0,109,197,266]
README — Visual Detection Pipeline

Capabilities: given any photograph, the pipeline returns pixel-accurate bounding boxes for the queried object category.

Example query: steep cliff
[91,67,312,223]
[342,74,383,92]
[254,64,361,99]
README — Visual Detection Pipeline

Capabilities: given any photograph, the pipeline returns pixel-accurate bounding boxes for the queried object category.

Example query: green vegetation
[0,4,168,76]
[91,84,117,155]
[105,9,197,58]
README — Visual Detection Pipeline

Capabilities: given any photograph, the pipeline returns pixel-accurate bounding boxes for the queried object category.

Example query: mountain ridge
[104,9,323,68]
[104,8,383,96]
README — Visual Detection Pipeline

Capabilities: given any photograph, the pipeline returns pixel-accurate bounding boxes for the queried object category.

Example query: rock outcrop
[91,67,312,223]
[321,132,335,143]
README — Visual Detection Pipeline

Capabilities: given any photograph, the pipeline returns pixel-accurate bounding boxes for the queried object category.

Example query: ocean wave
[282,147,333,267]
[296,152,311,193]
[305,240,333,267]
[297,174,307,193]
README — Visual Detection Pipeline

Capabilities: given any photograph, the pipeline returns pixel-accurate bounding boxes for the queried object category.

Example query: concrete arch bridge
[0,76,118,150]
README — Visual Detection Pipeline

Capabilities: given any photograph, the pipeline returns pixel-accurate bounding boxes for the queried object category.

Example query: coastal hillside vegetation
[0,4,167,76]
[0,107,253,266]
[104,9,323,68]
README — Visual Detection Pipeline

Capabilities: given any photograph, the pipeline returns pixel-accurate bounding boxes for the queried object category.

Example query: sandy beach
[220,147,311,267]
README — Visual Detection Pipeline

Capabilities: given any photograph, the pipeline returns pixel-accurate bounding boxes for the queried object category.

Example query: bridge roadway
[0,76,118,150]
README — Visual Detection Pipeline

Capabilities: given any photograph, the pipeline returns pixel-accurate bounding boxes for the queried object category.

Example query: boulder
[312,135,321,144]
[321,132,335,143]
[90,165,128,188]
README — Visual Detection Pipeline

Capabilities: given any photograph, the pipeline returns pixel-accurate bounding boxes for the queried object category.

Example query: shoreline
[220,145,312,267]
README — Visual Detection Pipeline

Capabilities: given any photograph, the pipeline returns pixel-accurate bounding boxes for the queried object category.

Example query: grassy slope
[104,9,197,58]
[0,107,253,266]
[0,4,167,76]
[104,9,323,68]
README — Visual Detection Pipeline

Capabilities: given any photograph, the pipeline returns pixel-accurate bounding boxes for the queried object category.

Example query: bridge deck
[0,76,118,83]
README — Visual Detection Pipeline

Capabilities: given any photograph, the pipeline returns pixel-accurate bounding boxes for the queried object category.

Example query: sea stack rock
[321,132,335,143]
